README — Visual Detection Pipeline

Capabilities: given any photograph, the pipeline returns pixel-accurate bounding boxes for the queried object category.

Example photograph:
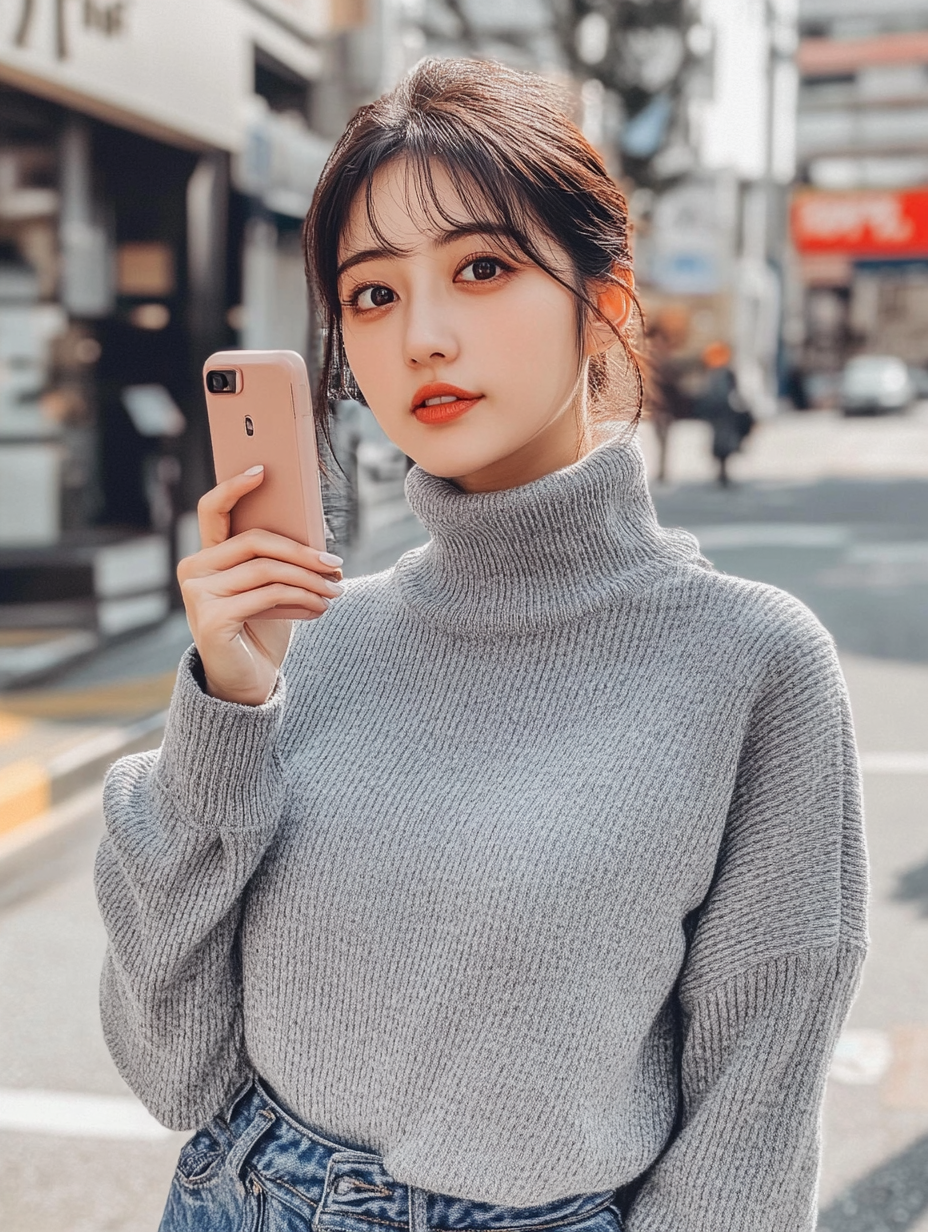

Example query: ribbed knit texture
[95,433,868,1230]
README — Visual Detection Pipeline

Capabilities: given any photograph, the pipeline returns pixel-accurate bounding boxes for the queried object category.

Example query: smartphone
[203,349,330,620]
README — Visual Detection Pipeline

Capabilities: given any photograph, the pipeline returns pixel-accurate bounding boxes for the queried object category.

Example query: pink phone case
[203,349,330,620]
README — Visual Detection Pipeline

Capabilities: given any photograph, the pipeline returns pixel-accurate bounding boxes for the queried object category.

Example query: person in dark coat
[696,342,754,487]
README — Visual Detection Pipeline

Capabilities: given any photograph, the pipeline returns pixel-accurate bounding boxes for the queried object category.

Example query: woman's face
[337,159,614,492]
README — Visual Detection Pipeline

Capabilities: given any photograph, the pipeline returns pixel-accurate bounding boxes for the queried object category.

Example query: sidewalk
[0,613,191,895]
[638,404,928,486]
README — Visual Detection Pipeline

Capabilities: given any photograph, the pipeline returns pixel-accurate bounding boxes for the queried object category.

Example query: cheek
[477,294,579,404]
[342,323,403,406]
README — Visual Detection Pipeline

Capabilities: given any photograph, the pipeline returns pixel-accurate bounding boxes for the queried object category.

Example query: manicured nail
[244,464,264,476]
[324,580,345,597]
[318,597,331,609]
[319,551,343,567]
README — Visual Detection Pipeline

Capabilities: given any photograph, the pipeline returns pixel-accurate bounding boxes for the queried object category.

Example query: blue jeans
[159,1078,624,1232]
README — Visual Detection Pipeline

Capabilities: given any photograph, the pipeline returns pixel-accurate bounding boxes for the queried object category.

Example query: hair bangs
[352,144,553,282]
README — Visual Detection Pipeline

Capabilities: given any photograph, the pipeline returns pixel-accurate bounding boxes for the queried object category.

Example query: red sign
[792,189,928,258]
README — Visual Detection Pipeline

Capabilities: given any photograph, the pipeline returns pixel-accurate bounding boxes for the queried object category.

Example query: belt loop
[226,1105,276,1195]
[222,1076,256,1129]
[408,1185,428,1232]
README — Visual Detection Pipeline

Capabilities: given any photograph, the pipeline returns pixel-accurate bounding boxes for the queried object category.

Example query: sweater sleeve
[624,611,869,1232]
[94,646,288,1130]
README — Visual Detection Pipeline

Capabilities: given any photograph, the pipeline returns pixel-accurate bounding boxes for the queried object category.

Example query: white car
[840,355,915,416]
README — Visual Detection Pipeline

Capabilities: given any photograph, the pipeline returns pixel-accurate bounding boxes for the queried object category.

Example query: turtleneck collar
[394,429,706,634]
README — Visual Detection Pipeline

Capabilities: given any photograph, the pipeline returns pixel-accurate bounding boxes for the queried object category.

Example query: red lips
[411,382,483,425]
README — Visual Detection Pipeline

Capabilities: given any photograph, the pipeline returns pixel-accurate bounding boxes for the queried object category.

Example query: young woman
[95,58,868,1232]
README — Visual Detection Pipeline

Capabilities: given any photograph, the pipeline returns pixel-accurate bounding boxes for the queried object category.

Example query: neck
[397,429,705,634]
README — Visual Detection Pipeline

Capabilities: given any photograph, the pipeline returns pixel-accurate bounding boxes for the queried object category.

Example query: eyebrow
[336,223,523,280]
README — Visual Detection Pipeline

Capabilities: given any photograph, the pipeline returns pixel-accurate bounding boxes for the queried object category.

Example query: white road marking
[830,1029,893,1085]
[848,542,928,564]
[0,1088,174,1140]
[860,753,928,775]
[691,524,851,550]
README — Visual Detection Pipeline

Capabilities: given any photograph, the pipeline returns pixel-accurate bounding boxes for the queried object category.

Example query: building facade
[793,0,928,387]
[0,0,362,654]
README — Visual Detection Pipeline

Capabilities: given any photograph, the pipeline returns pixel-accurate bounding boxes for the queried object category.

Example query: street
[1,409,927,1230]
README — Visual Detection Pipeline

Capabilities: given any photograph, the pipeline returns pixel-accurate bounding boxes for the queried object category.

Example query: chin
[409,438,518,481]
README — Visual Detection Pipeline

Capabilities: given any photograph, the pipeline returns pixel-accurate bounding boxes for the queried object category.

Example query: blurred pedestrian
[696,341,755,486]
[645,308,693,482]
[95,58,867,1232]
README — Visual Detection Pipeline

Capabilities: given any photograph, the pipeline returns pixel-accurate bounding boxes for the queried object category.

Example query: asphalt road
[1,411,927,1230]
[653,473,928,665]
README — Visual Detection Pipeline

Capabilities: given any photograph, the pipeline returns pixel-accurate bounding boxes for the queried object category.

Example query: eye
[458,258,506,283]
[354,284,395,310]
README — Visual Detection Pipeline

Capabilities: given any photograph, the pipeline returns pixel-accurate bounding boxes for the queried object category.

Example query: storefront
[0,0,333,666]
[791,186,928,383]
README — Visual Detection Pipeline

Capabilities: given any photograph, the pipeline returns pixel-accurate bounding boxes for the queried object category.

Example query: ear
[585,271,635,356]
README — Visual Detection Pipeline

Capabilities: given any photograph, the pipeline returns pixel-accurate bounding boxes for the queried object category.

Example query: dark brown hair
[304,57,643,447]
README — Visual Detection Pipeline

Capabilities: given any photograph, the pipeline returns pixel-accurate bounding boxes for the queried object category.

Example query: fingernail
[324,580,345,597]
[244,464,264,476]
[319,551,343,567]
[318,597,331,609]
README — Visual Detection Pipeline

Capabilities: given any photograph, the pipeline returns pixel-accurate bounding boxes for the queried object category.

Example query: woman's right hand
[176,466,345,707]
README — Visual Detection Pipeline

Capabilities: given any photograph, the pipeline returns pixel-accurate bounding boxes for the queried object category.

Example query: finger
[201,558,346,601]
[181,529,342,580]
[197,466,266,549]
[206,583,333,626]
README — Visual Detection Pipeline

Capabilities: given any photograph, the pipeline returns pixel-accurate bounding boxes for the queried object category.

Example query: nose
[402,294,460,369]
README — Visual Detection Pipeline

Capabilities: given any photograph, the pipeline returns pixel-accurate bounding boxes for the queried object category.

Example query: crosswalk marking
[830,1029,892,1085]
[691,524,852,550]
[0,1088,174,1141]
[860,752,928,774]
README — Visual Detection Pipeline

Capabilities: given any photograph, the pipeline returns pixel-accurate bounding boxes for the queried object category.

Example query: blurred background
[0,2,927,1229]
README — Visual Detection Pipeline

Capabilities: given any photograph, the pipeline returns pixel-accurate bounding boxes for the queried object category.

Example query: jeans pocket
[174,1121,229,1189]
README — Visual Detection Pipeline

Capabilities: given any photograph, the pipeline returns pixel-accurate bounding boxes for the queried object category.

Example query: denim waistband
[214,1078,617,1232]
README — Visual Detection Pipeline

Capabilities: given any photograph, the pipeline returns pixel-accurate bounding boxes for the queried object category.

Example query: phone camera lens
[207,370,236,394]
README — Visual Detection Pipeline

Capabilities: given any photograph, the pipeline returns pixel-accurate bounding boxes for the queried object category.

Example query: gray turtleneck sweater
[95,433,868,1232]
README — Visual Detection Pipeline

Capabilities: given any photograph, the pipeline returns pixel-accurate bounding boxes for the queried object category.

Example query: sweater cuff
[154,645,287,833]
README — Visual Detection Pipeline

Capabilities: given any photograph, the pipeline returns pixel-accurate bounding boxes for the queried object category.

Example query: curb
[0,709,167,844]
